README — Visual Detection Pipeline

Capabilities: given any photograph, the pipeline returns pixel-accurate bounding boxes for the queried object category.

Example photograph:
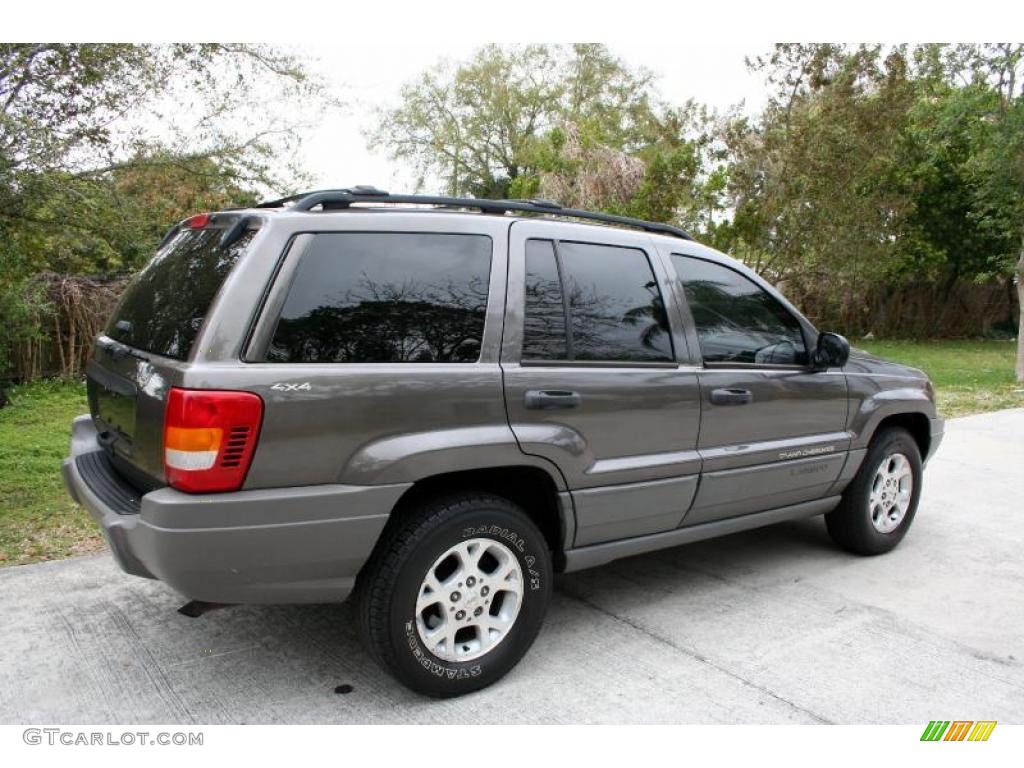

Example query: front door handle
[524,390,582,410]
[710,387,753,406]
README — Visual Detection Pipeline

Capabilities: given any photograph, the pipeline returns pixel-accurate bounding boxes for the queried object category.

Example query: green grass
[0,339,1020,567]
[0,379,103,566]
[858,339,1022,418]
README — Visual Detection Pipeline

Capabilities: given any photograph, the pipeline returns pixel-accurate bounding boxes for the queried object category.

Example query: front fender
[849,383,938,450]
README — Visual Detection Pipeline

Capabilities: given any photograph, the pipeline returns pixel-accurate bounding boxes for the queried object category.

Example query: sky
[292,42,769,193]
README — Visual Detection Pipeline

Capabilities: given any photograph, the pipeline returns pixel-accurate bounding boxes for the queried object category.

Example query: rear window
[106,228,253,360]
[266,232,492,363]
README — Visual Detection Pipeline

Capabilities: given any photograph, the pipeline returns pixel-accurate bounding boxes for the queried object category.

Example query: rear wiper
[97,336,150,363]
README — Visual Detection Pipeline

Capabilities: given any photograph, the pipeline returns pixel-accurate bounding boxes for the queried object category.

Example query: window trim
[242,233,310,362]
[671,254,813,371]
[519,358,679,369]
[246,230,495,365]
[551,240,576,360]
[520,237,676,366]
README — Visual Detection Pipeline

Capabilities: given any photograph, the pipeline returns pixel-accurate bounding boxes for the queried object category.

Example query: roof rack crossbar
[262,188,692,241]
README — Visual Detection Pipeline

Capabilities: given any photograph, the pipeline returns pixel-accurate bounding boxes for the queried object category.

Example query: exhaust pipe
[177,600,231,618]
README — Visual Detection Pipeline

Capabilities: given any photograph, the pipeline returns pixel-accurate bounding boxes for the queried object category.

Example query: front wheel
[356,492,552,697]
[826,426,923,555]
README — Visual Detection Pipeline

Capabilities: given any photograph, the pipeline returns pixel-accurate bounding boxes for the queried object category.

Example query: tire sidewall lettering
[404,620,482,680]
[462,525,542,591]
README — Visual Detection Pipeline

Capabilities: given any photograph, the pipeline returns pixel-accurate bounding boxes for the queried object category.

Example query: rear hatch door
[86,220,255,489]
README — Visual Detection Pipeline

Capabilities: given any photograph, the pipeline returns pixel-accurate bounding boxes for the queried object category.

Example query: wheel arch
[849,382,937,460]
[873,411,932,460]
[376,464,572,570]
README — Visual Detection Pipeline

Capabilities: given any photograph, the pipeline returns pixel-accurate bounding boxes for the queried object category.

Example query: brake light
[184,213,212,229]
[163,387,263,493]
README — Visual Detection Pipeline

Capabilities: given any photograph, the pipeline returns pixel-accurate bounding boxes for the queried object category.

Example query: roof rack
[255,186,693,241]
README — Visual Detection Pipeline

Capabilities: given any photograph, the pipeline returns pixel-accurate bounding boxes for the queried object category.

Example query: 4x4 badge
[270,382,312,392]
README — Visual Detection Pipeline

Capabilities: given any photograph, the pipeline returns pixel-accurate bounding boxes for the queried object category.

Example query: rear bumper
[62,415,409,604]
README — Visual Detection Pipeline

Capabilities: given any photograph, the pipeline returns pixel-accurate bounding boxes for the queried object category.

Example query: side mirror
[812,332,850,370]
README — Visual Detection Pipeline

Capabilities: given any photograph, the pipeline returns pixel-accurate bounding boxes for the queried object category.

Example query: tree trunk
[1017,248,1024,382]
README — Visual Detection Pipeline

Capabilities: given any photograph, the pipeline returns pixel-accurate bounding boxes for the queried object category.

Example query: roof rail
[256,187,693,241]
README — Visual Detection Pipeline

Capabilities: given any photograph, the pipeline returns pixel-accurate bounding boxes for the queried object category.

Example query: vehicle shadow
[216,516,839,711]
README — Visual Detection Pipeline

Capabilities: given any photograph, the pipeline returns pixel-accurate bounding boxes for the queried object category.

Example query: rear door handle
[524,390,582,410]
[710,388,753,406]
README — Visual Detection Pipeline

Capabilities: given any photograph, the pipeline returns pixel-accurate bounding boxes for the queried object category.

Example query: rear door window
[522,240,569,360]
[266,233,492,363]
[521,239,673,363]
[107,228,253,360]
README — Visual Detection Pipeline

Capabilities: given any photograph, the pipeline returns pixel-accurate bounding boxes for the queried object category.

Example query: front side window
[673,255,807,366]
[521,239,672,363]
[267,233,492,363]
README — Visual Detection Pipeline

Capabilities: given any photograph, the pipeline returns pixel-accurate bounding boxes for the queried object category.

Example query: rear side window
[266,233,492,363]
[522,239,673,363]
[107,228,254,360]
[673,255,807,365]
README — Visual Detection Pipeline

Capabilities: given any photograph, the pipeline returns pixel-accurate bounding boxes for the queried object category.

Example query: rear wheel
[826,426,923,555]
[356,492,552,697]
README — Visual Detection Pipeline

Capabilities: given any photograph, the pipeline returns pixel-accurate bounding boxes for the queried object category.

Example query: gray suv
[62,187,943,697]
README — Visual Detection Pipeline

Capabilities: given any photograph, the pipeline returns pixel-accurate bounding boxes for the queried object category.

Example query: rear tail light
[163,387,263,493]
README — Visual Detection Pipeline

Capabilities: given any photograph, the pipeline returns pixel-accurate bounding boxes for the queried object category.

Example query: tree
[721,45,919,288]
[370,43,718,244]
[522,102,718,231]
[369,44,657,198]
[0,44,318,270]
[951,44,1024,379]
[0,44,323,376]
[714,43,1023,346]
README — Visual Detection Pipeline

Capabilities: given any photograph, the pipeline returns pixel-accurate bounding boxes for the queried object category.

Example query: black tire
[355,492,553,698]
[826,426,923,555]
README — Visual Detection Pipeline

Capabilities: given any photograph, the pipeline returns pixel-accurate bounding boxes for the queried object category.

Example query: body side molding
[562,496,841,572]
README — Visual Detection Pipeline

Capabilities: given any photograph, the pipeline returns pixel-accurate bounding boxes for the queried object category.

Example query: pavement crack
[107,604,197,724]
[558,586,834,724]
[167,645,261,668]
[645,554,1024,686]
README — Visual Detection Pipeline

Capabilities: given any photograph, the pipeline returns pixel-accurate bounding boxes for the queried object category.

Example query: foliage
[720,46,920,284]
[370,44,666,199]
[0,276,48,379]
[951,44,1024,378]
[531,122,647,210]
[371,43,722,237]
[721,44,1022,374]
[0,378,101,566]
[0,44,322,375]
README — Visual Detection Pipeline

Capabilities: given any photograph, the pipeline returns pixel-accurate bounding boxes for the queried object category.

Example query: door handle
[524,390,582,410]
[710,388,753,406]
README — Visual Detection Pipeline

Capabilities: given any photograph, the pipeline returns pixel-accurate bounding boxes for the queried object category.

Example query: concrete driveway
[2,409,1022,724]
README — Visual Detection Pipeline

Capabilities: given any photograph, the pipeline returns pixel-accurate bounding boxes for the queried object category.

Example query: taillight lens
[163,387,263,493]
